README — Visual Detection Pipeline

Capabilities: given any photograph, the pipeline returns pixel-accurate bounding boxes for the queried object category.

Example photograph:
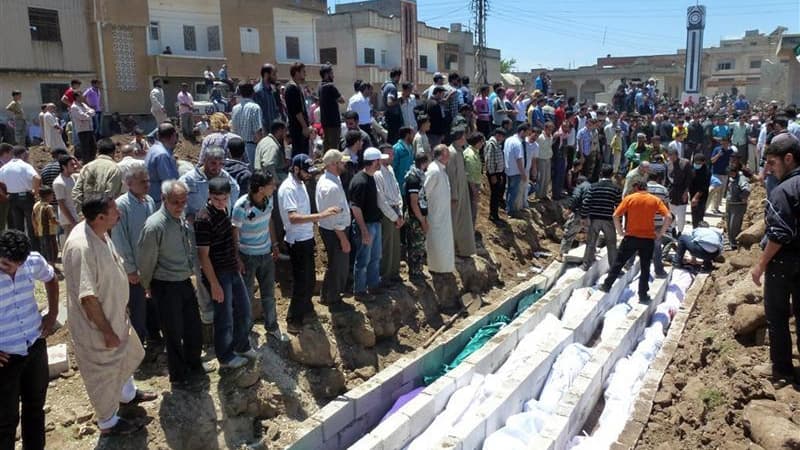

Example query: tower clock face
[688,10,702,25]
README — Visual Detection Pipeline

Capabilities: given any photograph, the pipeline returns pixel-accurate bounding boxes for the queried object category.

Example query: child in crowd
[32,187,59,266]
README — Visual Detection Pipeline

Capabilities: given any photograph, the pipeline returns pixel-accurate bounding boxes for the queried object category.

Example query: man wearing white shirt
[278,154,340,333]
[52,155,80,238]
[503,124,529,216]
[399,82,418,130]
[315,150,352,308]
[374,145,404,283]
[347,82,373,135]
[149,79,167,124]
[0,146,41,246]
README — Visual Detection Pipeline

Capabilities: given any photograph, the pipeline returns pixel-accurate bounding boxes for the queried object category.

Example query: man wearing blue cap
[277,154,341,333]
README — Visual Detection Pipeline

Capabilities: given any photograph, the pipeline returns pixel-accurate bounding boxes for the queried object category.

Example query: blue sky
[336,0,800,71]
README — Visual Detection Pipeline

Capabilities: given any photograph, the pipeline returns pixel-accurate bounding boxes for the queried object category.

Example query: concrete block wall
[354,251,612,450]
[290,261,566,450]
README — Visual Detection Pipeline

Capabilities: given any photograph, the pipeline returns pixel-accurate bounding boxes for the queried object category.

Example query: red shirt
[63,87,76,106]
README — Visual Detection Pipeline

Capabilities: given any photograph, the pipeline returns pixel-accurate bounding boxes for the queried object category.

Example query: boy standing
[32,187,59,267]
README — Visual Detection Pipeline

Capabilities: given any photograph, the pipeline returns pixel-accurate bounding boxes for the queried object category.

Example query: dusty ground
[21,138,564,449]
[636,184,800,450]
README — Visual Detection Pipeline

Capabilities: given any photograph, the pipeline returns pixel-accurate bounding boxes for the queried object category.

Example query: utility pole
[471,0,488,84]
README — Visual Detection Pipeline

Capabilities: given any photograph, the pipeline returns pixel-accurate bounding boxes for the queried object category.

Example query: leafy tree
[500,58,517,73]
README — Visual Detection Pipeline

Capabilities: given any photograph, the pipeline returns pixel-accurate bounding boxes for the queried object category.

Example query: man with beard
[254,64,283,129]
[446,128,476,257]
[285,63,312,157]
[318,64,345,151]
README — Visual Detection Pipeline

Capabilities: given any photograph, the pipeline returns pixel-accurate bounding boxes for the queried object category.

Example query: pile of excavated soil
[636,184,800,450]
[28,136,568,449]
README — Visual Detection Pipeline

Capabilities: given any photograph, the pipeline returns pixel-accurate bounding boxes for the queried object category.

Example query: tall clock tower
[683,5,706,99]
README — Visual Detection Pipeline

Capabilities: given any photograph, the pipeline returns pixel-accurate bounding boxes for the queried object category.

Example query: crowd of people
[2,61,800,447]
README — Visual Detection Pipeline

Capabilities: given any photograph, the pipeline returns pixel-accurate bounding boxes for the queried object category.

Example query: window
[380,50,387,67]
[749,59,761,69]
[716,60,734,71]
[285,36,300,59]
[149,22,160,41]
[364,48,375,64]
[319,47,337,65]
[40,83,68,112]
[28,8,60,42]
[240,27,260,54]
[446,54,458,70]
[183,25,196,51]
[207,26,220,52]
[419,55,428,69]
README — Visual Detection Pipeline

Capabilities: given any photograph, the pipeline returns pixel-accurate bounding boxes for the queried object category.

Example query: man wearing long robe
[63,196,154,435]
[424,144,455,273]
[445,129,477,257]
[42,104,65,150]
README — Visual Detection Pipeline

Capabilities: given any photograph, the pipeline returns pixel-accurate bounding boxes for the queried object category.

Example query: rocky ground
[636,184,800,450]
[22,138,565,449]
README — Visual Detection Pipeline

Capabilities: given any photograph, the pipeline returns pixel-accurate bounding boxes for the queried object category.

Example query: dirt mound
[636,183,800,450]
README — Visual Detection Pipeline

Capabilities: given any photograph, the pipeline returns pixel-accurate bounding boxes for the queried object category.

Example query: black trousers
[76,131,96,164]
[763,257,800,373]
[151,278,203,383]
[289,129,308,157]
[8,193,38,252]
[690,197,707,228]
[319,227,349,304]
[487,172,506,219]
[602,236,655,300]
[288,238,315,324]
[0,338,48,450]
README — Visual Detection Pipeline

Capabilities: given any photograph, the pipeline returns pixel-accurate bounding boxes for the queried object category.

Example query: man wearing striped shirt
[647,170,670,278]
[580,164,621,270]
[230,83,264,169]
[0,230,59,450]
[231,171,285,342]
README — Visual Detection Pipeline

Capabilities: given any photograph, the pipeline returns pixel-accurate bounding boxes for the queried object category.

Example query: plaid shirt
[231,98,263,143]
[484,136,504,174]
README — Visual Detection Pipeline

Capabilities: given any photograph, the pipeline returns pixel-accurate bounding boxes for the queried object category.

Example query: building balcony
[355,65,392,84]
[149,54,227,78]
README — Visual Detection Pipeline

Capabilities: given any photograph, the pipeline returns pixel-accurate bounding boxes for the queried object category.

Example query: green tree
[500,58,517,73]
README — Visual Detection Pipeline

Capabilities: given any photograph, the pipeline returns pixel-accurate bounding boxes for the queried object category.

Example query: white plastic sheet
[496,313,562,378]
[561,287,596,325]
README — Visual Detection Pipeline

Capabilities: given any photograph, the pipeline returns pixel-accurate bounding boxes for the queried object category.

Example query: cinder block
[287,418,324,450]
[371,407,411,450]
[47,343,68,379]
[348,432,383,450]
[317,397,355,443]
[399,392,437,442]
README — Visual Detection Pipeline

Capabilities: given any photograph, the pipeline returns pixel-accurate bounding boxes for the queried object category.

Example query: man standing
[347,82,373,137]
[84,80,104,138]
[708,136,735,215]
[463,132,483,226]
[534,122,554,200]
[580,165,621,270]
[403,152,429,280]
[42,103,66,151]
[576,119,596,180]
[647,171,670,278]
[504,124,529,217]
[0,230,59,450]
[223,137,252,195]
[599,181,672,303]
[232,171,285,339]
[623,160,650,197]
[285,63,312,157]
[730,114,749,163]
[666,145,693,235]
[0,146,41,245]
[374,145,404,283]
[399,82,418,131]
[558,175,591,260]
[424,145,455,274]
[750,133,800,384]
[72,138,123,211]
[447,129,476,257]
[230,83,263,168]
[350,148,385,299]
[63,196,155,435]
[255,120,289,183]
[110,164,159,349]
[5,91,26,146]
[278,154,339,332]
[145,123,180,209]
[69,91,96,164]
[150,79,167,125]
[53,155,80,238]
[195,177,257,370]
[392,127,414,192]
[318,64,345,152]
[315,150,352,307]
[138,180,204,389]
[254,64,282,131]
[484,127,506,221]
[177,83,195,140]
[382,68,403,144]
[425,87,449,148]
[689,153,711,228]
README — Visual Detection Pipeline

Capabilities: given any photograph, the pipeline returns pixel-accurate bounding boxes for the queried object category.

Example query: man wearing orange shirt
[599,180,672,303]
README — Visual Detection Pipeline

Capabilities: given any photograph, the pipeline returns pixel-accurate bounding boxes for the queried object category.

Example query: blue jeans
[673,234,719,268]
[92,111,103,138]
[353,221,382,293]
[245,142,257,170]
[210,271,252,364]
[506,174,521,214]
[239,251,277,331]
